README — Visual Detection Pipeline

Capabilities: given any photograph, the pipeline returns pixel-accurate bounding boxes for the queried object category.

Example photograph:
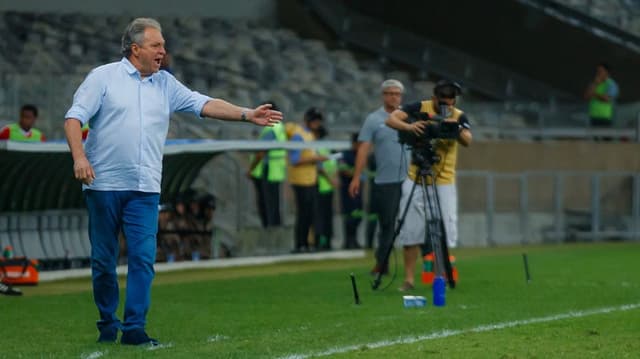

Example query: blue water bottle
[432,276,446,307]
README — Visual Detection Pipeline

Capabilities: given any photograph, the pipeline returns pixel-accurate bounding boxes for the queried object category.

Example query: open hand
[249,104,283,126]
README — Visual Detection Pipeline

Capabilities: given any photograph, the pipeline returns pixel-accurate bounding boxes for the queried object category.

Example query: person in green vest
[0,104,46,141]
[584,62,619,130]
[315,125,337,250]
[248,102,287,227]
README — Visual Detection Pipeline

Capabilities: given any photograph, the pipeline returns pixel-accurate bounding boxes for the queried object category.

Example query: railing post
[633,174,640,240]
[520,173,529,245]
[486,173,495,246]
[590,173,601,241]
[553,172,564,242]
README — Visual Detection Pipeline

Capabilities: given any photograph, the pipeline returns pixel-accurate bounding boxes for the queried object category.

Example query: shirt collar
[121,57,138,75]
[120,57,157,82]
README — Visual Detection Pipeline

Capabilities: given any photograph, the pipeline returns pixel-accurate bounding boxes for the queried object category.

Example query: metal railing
[458,170,640,246]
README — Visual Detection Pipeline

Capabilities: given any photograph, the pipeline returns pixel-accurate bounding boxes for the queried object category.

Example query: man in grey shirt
[349,79,409,274]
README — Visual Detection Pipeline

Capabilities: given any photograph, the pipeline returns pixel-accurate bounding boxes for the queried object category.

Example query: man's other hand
[74,156,96,185]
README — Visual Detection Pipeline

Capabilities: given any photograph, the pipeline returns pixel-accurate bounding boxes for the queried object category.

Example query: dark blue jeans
[85,190,159,334]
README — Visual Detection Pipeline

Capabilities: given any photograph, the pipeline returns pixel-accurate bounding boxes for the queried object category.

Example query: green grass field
[1,242,639,358]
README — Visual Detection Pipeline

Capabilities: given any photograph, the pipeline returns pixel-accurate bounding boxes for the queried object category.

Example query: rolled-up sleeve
[65,70,105,125]
[167,74,211,116]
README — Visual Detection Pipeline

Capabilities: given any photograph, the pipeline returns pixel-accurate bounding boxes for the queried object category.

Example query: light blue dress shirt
[65,57,211,193]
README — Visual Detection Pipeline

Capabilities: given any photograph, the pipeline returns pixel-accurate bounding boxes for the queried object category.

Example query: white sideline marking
[40,250,366,282]
[147,342,174,351]
[81,351,106,359]
[278,303,640,359]
[207,334,230,342]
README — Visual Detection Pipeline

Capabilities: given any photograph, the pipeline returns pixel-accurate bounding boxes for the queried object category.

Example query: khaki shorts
[396,179,458,248]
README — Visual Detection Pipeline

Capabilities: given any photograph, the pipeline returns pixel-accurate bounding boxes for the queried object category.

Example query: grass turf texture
[0,242,638,358]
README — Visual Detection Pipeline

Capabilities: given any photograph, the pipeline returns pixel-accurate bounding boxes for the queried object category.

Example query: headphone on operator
[433,80,462,100]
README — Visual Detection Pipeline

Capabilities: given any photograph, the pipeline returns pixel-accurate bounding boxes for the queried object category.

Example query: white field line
[278,303,640,359]
[78,342,173,359]
[41,250,366,282]
[80,350,106,359]
[147,342,174,351]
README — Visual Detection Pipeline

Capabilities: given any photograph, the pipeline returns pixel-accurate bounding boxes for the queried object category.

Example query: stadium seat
[0,216,12,251]
[16,214,46,260]
[59,215,84,259]
[7,215,25,257]
[40,215,68,259]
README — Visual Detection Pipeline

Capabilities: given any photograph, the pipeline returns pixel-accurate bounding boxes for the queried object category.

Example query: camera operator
[385,80,472,291]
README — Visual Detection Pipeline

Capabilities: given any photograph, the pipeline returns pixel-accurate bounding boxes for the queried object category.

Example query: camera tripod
[371,146,456,290]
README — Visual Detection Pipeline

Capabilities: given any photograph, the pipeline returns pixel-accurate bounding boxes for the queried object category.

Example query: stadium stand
[554,0,640,36]
[0,12,410,139]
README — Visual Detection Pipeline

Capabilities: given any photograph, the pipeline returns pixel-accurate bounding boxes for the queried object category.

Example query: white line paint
[278,303,640,359]
[40,250,366,282]
[207,334,230,343]
[80,350,106,359]
[146,342,174,351]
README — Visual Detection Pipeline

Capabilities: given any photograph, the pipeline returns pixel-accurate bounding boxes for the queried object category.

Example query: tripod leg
[427,180,456,288]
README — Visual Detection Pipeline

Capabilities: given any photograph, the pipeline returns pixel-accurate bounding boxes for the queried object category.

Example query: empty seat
[40,215,68,259]
[17,214,46,259]
[0,215,11,250]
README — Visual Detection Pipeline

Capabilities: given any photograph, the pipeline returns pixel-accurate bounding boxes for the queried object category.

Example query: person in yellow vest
[248,102,287,228]
[0,104,46,141]
[584,62,619,130]
[287,108,328,253]
[386,80,472,291]
[314,125,337,250]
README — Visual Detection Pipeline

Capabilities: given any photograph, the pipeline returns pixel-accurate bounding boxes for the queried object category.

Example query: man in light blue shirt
[64,18,282,346]
[348,79,409,276]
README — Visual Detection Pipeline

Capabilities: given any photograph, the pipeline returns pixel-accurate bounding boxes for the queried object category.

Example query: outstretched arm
[201,99,283,127]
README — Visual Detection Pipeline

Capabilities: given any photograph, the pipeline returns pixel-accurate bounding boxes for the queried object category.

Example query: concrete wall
[457,141,637,212]
[458,141,640,172]
[0,0,276,19]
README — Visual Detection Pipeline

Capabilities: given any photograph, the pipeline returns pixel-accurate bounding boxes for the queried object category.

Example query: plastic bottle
[2,245,12,259]
[421,253,435,284]
[432,276,446,307]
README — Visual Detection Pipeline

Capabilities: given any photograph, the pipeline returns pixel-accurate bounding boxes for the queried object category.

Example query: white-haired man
[349,79,410,276]
[64,17,282,345]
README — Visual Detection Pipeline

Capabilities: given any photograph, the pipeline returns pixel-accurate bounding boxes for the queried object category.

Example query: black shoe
[97,327,118,343]
[0,282,22,296]
[121,329,159,346]
[370,264,389,276]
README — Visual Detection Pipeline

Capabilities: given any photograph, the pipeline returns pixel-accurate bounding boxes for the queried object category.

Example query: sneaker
[398,281,415,292]
[121,329,159,346]
[97,327,118,343]
[0,282,22,296]
[369,264,389,276]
